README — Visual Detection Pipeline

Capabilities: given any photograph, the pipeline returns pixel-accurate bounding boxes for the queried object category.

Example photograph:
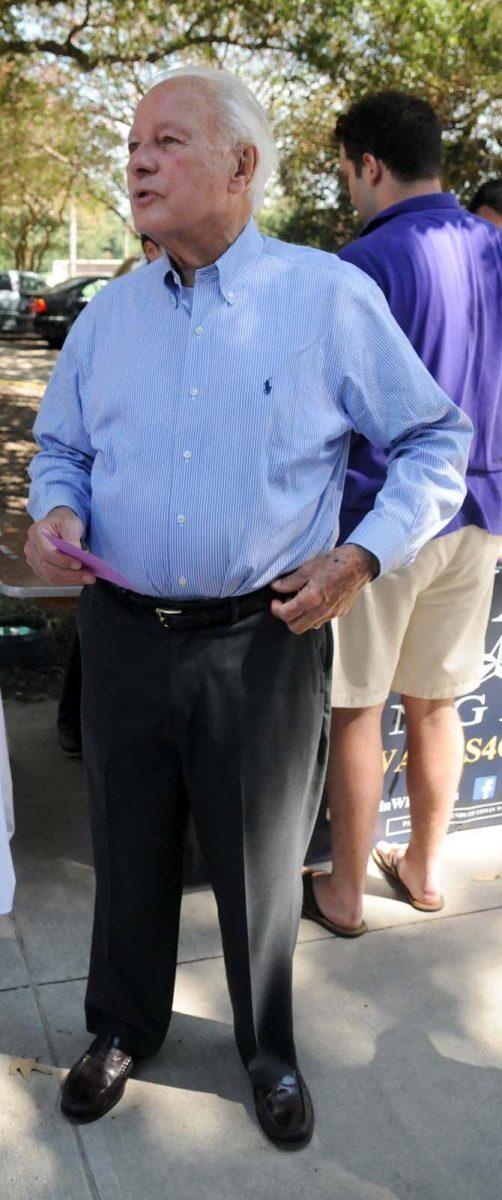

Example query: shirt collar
[162,217,264,305]
[360,193,461,238]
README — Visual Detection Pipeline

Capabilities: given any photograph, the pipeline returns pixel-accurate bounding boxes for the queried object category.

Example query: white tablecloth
[0,690,15,913]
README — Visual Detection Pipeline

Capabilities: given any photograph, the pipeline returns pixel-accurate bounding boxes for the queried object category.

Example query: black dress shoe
[61,1034,134,1123]
[253,1069,314,1148]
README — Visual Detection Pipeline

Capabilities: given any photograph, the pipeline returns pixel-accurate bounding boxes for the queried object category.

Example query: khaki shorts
[331,526,501,706]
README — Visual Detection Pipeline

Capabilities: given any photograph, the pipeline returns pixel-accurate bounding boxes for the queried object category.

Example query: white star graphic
[480,633,502,684]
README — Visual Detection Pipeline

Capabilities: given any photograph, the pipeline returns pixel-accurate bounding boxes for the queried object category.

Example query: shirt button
[179,576,188,587]
[189,387,198,397]
[227,291,234,303]
[195,326,204,336]
[170,295,176,305]
[177,514,186,524]
[183,450,192,460]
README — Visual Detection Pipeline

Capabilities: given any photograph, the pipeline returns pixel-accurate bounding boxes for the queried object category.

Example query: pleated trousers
[77,580,331,1086]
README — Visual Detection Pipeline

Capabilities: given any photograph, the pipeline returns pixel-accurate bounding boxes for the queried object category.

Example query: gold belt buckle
[155,607,183,629]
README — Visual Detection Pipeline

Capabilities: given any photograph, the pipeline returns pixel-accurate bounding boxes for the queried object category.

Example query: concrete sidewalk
[1,697,501,1200]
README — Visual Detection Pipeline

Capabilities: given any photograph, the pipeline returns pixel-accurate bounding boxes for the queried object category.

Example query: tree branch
[0,29,282,70]
[35,141,134,230]
[66,0,93,48]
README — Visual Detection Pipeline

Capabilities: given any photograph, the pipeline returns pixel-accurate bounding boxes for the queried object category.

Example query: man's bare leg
[375,696,464,905]
[312,704,384,930]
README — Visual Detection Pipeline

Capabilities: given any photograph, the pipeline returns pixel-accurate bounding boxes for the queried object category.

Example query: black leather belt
[102,580,278,630]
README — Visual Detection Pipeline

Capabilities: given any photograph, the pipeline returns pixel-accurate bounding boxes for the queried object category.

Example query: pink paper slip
[46,535,136,590]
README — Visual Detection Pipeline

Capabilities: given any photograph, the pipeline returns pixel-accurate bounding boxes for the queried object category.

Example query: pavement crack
[12,914,103,1200]
[297,902,502,944]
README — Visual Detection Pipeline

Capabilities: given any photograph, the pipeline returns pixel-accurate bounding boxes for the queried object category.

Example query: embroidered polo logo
[263,378,272,394]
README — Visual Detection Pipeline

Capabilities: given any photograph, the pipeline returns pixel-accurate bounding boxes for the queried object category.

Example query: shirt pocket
[263,337,326,476]
[272,336,324,406]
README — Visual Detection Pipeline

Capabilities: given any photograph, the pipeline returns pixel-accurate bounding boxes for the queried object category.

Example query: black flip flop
[301,869,367,937]
[371,847,444,912]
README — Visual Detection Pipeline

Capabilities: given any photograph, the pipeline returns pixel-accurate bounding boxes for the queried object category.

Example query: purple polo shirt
[338,193,502,543]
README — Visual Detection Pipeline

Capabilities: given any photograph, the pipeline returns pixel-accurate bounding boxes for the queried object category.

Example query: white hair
[152,65,278,211]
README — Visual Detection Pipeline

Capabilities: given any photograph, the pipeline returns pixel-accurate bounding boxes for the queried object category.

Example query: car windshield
[46,277,95,294]
[0,274,12,291]
[80,279,108,299]
[19,274,46,294]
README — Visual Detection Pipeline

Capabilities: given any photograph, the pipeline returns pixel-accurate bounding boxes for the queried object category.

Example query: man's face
[128,79,237,244]
[339,145,376,223]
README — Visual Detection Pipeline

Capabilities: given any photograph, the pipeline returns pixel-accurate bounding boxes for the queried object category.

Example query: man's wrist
[340,542,380,579]
[47,505,82,523]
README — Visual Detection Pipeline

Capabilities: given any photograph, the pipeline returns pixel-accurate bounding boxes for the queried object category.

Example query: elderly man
[26,67,471,1147]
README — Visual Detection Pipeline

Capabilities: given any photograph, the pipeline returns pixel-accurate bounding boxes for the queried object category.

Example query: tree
[0,1,324,70]
[0,62,126,268]
[269,0,502,247]
[0,1,500,258]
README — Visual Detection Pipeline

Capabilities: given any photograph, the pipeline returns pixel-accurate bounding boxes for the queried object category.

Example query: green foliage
[72,204,130,261]
[259,198,360,253]
[0,2,500,258]
[0,62,125,268]
[270,0,502,246]
[0,1,326,69]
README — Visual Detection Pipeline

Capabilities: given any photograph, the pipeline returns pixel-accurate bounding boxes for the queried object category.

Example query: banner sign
[184,567,501,880]
[308,563,502,860]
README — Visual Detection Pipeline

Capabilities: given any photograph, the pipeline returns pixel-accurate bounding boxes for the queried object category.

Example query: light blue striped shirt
[28,218,471,598]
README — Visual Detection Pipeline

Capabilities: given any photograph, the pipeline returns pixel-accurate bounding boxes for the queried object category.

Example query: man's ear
[361,152,384,187]
[229,144,258,193]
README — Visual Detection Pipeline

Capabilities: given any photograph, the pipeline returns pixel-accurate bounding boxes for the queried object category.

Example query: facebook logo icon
[472,776,497,801]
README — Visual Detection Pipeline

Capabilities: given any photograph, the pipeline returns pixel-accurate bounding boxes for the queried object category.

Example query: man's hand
[24,506,96,587]
[270,544,378,634]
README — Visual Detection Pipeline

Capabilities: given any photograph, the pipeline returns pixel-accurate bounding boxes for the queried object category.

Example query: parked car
[32,275,109,349]
[0,270,47,335]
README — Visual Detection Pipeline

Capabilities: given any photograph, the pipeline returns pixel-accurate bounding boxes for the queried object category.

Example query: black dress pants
[77,581,332,1086]
[57,627,82,737]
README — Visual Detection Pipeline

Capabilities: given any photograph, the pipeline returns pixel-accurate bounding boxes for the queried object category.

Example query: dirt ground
[0,336,76,703]
[0,334,57,512]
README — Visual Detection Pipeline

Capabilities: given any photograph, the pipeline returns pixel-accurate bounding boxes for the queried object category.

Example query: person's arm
[338,276,471,574]
[26,325,97,585]
[28,330,94,528]
[271,271,472,634]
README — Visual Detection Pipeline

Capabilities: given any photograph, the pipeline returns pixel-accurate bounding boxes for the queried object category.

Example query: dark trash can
[0,613,54,670]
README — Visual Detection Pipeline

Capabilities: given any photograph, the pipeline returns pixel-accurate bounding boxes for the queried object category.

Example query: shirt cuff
[344,509,416,576]
[27,488,89,530]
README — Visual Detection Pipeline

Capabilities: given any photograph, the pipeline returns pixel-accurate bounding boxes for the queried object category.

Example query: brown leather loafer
[61,1034,134,1123]
[253,1069,314,1148]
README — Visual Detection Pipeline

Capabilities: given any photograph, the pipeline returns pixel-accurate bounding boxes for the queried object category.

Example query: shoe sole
[61,1078,128,1124]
